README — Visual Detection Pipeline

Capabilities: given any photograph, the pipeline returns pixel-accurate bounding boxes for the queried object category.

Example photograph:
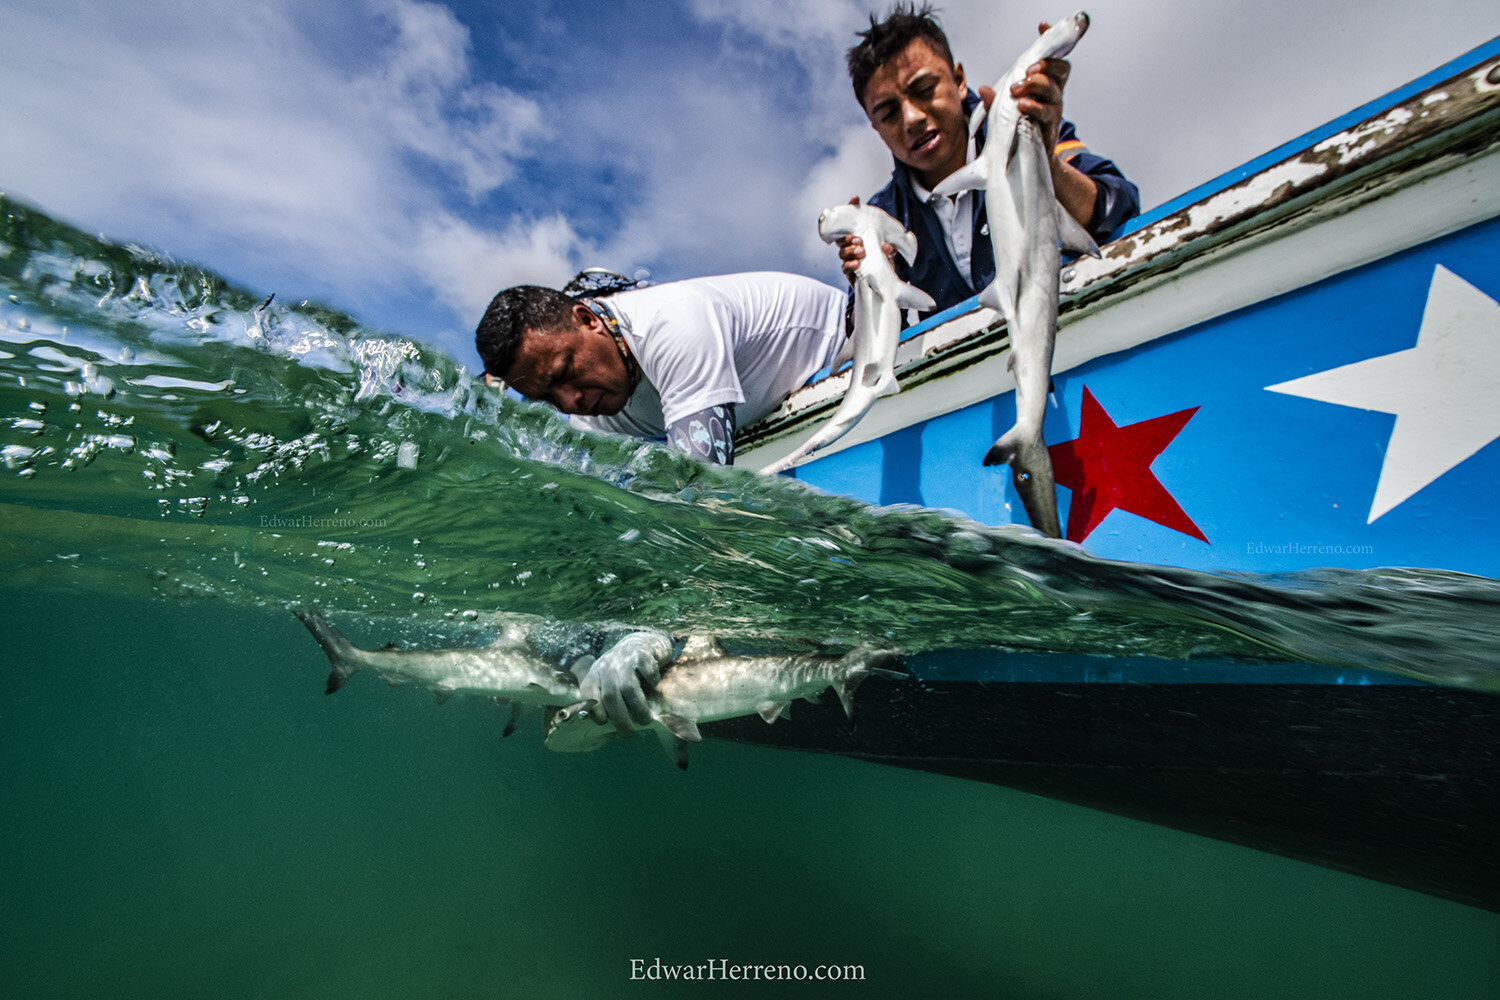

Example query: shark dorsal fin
[679,634,728,660]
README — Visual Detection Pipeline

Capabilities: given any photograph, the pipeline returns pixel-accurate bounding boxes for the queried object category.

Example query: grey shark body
[931,12,1099,539]
[294,608,581,718]
[761,204,934,474]
[546,636,904,767]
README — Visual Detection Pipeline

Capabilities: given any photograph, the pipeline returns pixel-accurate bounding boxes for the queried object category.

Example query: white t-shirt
[570,272,846,439]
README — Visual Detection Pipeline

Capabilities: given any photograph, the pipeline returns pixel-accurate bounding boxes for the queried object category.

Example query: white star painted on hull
[1266,264,1500,523]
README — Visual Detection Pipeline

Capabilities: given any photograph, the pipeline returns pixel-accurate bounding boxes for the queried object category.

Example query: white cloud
[794,125,895,274]
[358,0,547,200]
[0,0,547,336]
[3,0,1498,362]
[415,213,586,323]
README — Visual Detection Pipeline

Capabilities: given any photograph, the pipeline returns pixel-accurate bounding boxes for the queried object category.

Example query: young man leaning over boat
[475,269,847,467]
[837,3,1139,313]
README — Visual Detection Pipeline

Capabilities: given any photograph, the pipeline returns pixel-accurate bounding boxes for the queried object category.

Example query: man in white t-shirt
[475,271,848,736]
[475,271,847,466]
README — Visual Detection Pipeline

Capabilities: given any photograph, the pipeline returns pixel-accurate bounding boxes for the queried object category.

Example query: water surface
[2,195,1498,997]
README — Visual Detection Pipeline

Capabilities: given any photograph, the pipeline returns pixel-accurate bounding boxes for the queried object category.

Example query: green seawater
[3,195,1499,997]
[4,589,1498,1000]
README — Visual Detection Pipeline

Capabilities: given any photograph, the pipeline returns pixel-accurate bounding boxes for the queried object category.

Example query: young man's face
[860,38,969,191]
[503,305,632,417]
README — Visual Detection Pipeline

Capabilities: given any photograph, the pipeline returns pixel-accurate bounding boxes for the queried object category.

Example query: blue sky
[3,0,1497,364]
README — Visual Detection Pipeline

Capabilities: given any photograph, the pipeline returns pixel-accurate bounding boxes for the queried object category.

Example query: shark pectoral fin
[977,280,1017,330]
[654,728,690,769]
[658,712,702,743]
[896,283,936,311]
[757,700,792,723]
[930,160,987,198]
[1056,203,1101,258]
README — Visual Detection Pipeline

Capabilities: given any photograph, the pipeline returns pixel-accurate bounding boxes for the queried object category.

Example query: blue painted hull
[727,41,1500,906]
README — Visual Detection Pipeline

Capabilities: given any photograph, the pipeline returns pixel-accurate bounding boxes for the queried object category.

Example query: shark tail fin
[833,646,906,720]
[760,414,845,474]
[1057,203,1101,258]
[293,607,360,694]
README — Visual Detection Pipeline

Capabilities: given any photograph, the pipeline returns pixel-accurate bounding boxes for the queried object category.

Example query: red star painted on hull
[1048,387,1208,544]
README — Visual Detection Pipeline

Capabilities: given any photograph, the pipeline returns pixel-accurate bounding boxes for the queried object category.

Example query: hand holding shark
[760,203,934,474]
[930,12,1101,539]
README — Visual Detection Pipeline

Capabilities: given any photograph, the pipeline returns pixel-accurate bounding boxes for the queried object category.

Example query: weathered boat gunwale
[739,44,1500,467]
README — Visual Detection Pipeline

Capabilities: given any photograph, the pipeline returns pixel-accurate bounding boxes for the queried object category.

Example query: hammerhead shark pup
[546,636,905,768]
[294,607,581,733]
[761,203,934,474]
[931,12,1100,539]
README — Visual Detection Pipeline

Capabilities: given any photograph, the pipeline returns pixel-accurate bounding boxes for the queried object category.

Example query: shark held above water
[761,203,934,474]
[931,11,1101,539]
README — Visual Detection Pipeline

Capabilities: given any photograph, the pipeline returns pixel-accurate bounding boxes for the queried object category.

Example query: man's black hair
[474,285,574,379]
[847,3,956,107]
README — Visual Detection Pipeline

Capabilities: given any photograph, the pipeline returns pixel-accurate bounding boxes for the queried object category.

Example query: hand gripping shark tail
[761,204,934,475]
[930,12,1099,539]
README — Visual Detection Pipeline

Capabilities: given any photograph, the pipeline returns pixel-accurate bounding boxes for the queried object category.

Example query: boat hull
[708,668,1500,912]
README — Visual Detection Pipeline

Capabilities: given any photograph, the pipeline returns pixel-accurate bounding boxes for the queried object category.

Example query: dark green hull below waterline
[710,676,1500,912]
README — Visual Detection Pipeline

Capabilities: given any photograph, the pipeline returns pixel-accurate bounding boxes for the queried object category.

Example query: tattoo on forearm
[667,404,736,465]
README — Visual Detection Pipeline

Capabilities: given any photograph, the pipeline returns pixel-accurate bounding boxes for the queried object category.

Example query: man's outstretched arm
[666,403,737,465]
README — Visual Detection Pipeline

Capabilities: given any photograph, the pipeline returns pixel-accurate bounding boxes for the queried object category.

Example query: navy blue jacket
[867,89,1140,317]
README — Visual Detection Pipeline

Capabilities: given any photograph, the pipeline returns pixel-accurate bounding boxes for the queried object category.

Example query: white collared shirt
[910,135,978,292]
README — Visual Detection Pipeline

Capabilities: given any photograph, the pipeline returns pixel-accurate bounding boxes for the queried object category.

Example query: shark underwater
[546,635,906,768]
[761,203,934,475]
[295,610,903,763]
[293,607,583,734]
[931,11,1101,539]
